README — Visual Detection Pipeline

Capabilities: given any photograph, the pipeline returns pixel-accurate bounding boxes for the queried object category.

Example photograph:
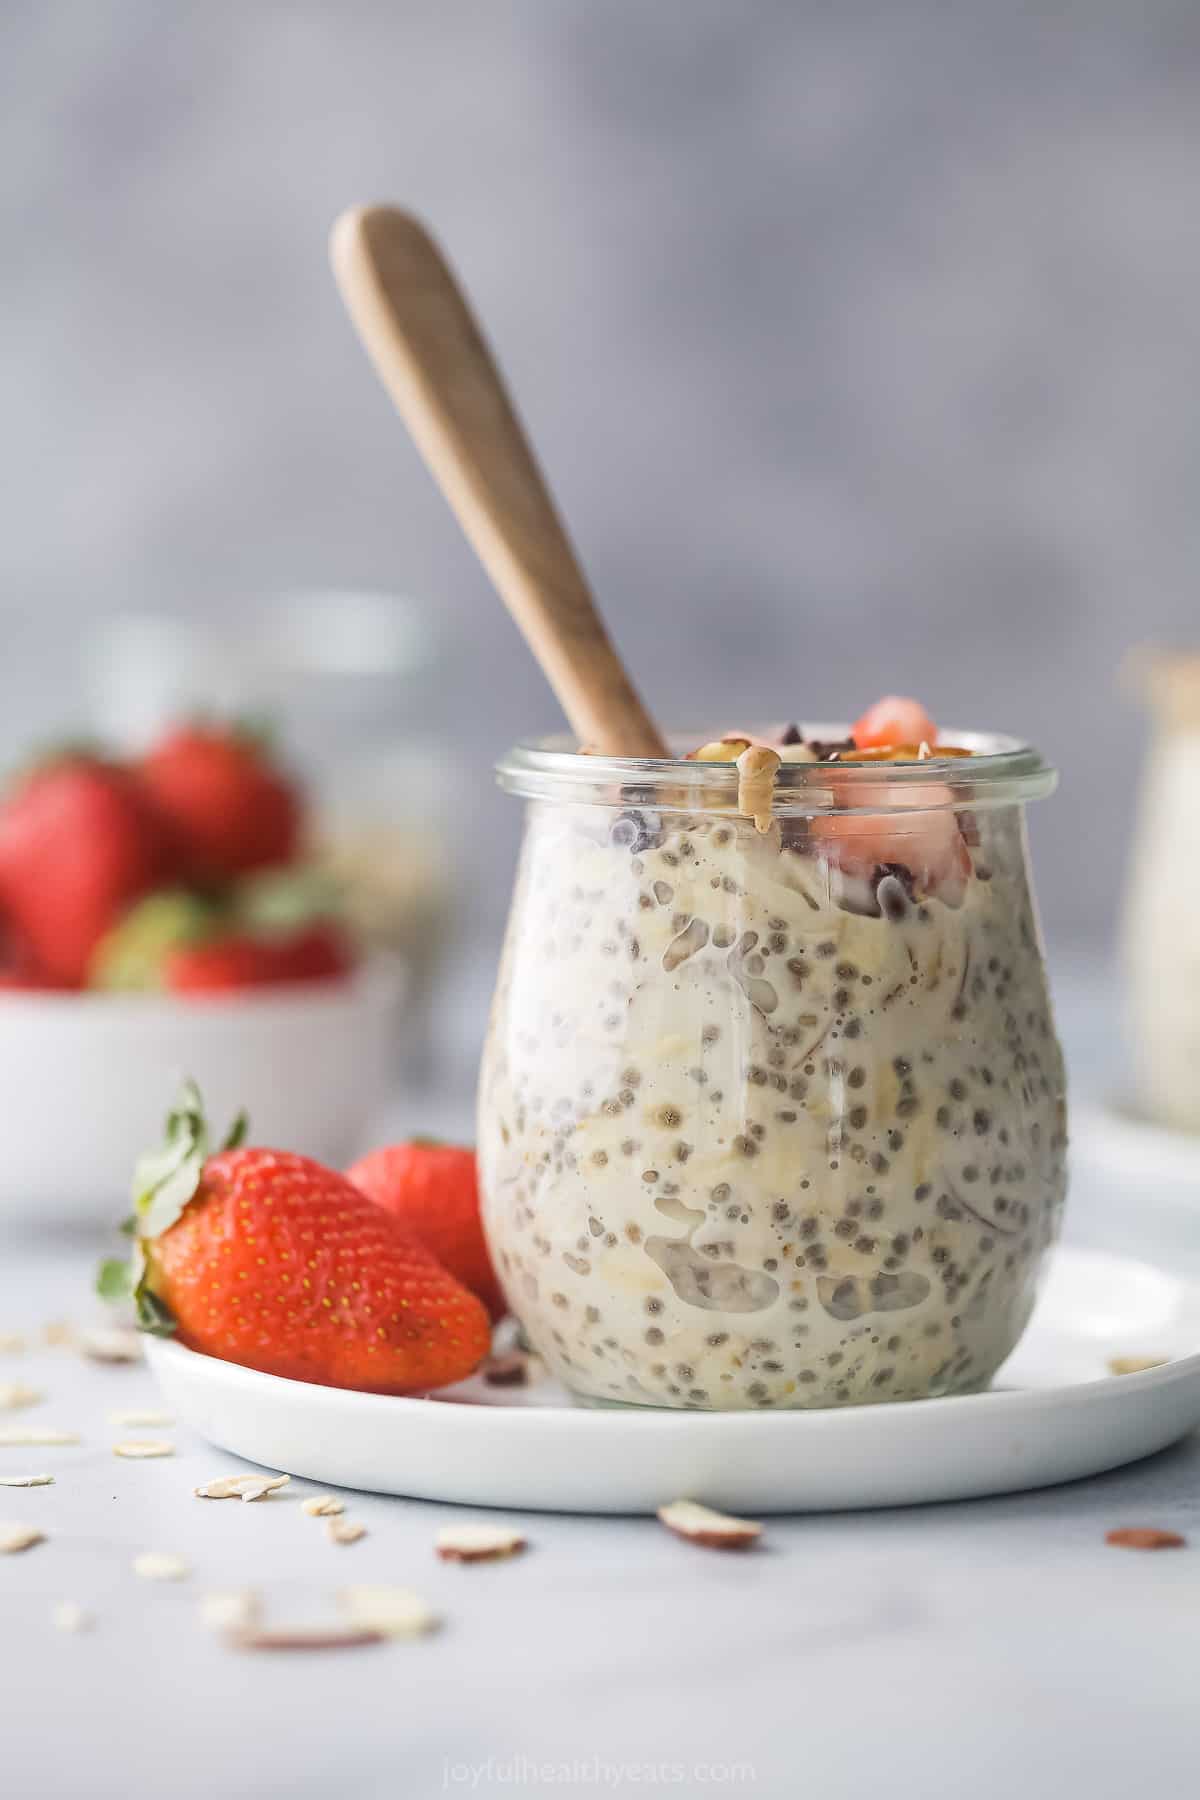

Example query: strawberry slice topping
[851,696,938,752]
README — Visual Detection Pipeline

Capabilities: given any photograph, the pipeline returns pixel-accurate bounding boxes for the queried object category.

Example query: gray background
[4,0,1200,947]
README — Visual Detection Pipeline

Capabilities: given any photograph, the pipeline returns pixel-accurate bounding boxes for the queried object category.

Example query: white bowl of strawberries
[0,725,406,1220]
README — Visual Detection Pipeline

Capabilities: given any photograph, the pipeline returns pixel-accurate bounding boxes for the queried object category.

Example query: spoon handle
[330,207,667,759]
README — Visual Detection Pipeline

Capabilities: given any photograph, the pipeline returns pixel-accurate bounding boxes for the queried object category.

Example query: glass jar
[1122,655,1200,1133]
[478,731,1066,1410]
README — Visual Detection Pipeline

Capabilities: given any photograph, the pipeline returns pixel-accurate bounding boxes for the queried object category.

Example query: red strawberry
[138,725,301,881]
[851,695,938,752]
[98,1085,491,1394]
[164,922,352,995]
[346,1142,507,1321]
[0,755,174,987]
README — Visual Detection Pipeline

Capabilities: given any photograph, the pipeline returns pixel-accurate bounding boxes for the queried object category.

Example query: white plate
[0,954,407,1223]
[147,1246,1200,1515]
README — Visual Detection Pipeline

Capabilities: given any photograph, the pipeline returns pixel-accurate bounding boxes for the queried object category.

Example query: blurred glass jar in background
[1122,653,1200,1133]
[88,594,462,1076]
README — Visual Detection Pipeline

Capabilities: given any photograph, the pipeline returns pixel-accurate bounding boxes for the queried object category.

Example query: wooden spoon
[329,206,668,759]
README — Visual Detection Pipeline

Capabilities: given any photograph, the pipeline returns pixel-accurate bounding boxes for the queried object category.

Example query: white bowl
[0,953,407,1224]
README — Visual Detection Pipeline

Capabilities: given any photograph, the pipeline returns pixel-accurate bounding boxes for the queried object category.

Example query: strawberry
[346,1142,507,1321]
[138,725,301,881]
[851,695,938,752]
[164,922,352,994]
[97,1084,491,1394]
[0,755,174,987]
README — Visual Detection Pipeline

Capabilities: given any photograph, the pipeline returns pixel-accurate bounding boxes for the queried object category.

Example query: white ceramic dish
[146,1246,1200,1515]
[0,953,406,1222]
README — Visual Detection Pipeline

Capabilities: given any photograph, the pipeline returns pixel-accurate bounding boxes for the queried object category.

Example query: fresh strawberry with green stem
[138,723,301,881]
[98,1084,491,1393]
[346,1141,507,1320]
[0,754,175,986]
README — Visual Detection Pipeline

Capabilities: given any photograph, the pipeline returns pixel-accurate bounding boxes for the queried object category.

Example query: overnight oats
[478,697,1067,1410]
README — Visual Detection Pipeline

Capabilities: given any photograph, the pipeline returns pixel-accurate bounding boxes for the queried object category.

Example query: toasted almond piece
[302,1494,346,1517]
[1108,1355,1169,1376]
[230,1626,384,1652]
[340,1585,439,1639]
[435,1523,527,1563]
[657,1499,763,1549]
[326,1518,367,1546]
[0,1473,53,1488]
[42,1321,75,1348]
[736,745,782,834]
[199,1589,261,1634]
[194,1473,289,1501]
[53,1602,92,1633]
[0,1384,44,1411]
[79,1327,142,1365]
[108,1409,174,1428]
[0,1522,45,1554]
[0,1428,79,1447]
[113,1439,174,1459]
[133,1551,190,1581]
[1106,1526,1187,1550]
[0,1332,26,1354]
[483,1352,531,1388]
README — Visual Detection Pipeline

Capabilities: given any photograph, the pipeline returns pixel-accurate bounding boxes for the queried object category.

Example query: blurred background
[3,0,1198,998]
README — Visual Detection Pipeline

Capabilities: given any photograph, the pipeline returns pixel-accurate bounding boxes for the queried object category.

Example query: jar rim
[495,726,1056,813]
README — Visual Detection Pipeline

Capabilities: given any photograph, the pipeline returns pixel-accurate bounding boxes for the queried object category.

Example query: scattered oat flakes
[483,1352,532,1388]
[133,1551,190,1581]
[199,1589,261,1634]
[230,1625,384,1652]
[194,1473,289,1501]
[108,1409,174,1429]
[657,1499,763,1549]
[1106,1527,1187,1551]
[0,1428,79,1447]
[79,1327,142,1365]
[53,1602,92,1633]
[340,1585,439,1639]
[42,1322,75,1348]
[0,1333,26,1354]
[0,1473,53,1488]
[326,1518,367,1546]
[113,1439,174,1459]
[0,1383,43,1411]
[1108,1355,1169,1377]
[0,1523,45,1554]
[301,1494,345,1517]
[435,1523,527,1563]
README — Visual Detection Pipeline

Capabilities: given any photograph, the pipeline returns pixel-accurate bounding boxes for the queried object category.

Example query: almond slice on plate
[230,1626,385,1652]
[133,1551,190,1581]
[302,1494,345,1517]
[0,1383,43,1411]
[0,1428,79,1447]
[0,1332,26,1354]
[326,1518,367,1546]
[657,1499,763,1549]
[199,1589,262,1634]
[340,1585,439,1639]
[0,1473,53,1488]
[0,1523,45,1554]
[79,1327,142,1364]
[108,1409,174,1428]
[194,1473,289,1501]
[113,1440,174,1459]
[435,1523,527,1563]
[53,1602,93,1633]
[1106,1527,1187,1550]
[1108,1355,1169,1376]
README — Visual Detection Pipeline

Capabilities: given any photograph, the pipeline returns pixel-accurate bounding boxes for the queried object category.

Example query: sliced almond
[53,1602,92,1633]
[340,1585,439,1639]
[0,1383,43,1411]
[230,1625,384,1652]
[1106,1526,1186,1550]
[657,1499,763,1549]
[326,1518,367,1546]
[79,1327,142,1365]
[0,1332,26,1354]
[199,1589,261,1634]
[302,1494,345,1517]
[108,1409,174,1428]
[194,1473,289,1501]
[1108,1355,1169,1376]
[0,1473,53,1488]
[113,1439,174,1459]
[133,1551,190,1581]
[42,1321,75,1348]
[0,1428,79,1447]
[435,1523,526,1563]
[0,1523,45,1554]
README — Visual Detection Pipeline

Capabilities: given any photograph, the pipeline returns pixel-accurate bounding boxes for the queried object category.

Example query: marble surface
[4,954,1200,1800]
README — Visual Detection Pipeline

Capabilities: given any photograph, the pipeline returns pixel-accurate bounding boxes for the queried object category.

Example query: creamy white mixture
[479,802,1067,1409]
